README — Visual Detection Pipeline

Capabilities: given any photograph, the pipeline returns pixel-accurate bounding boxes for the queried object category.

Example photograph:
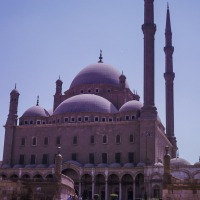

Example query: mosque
[1,0,200,200]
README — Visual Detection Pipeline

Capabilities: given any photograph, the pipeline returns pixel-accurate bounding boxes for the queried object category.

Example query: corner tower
[141,0,157,119]
[164,5,177,158]
[6,85,20,126]
[3,85,20,165]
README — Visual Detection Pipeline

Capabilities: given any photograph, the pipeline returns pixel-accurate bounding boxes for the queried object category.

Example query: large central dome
[70,62,129,89]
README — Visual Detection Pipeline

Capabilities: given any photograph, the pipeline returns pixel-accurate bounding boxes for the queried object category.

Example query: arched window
[90,135,95,144]
[44,137,49,145]
[129,134,134,143]
[32,137,37,146]
[103,135,107,144]
[56,136,61,145]
[116,135,121,144]
[153,185,161,198]
[21,137,26,146]
[73,136,77,145]
[30,154,36,164]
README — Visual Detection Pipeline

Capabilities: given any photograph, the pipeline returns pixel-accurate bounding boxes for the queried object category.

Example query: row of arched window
[20,134,135,147]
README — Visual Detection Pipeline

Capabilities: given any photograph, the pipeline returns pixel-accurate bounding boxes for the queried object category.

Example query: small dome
[194,162,200,167]
[36,164,48,168]
[64,160,83,167]
[170,158,191,167]
[123,163,134,168]
[48,164,55,168]
[70,62,129,89]
[22,106,50,117]
[97,163,108,168]
[194,158,200,167]
[84,163,95,168]
[25,164,36,168]
[53,94,118,115]
[119,100,143,112]
[109,163,121,168]
[13,164,24,168]
[2,164,11,169]
[137,162,145,167]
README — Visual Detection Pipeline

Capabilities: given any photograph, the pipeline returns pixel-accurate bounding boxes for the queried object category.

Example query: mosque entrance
[135,173,144,199]
[121,174,133,200]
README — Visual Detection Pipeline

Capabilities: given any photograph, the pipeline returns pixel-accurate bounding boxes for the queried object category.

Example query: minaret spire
[141,0,157,119]
[36,96,39,106]
[164,4,177,158]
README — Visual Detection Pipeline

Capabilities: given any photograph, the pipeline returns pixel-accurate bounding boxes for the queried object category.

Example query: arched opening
[10,174,18,179]
[121,174,133,200]
[62,168,79,196]
[108,174,119,199]
[81,174,92,200]
[95,174,105,200]
[135,173,144,199]
[22,174,30,179]
[33,174,43,179]
[46,174,53,179]
[152,185,161,199]
[1,174,7,179]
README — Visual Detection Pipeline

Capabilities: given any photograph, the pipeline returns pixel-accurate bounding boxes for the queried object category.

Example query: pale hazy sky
[0,1,200,164]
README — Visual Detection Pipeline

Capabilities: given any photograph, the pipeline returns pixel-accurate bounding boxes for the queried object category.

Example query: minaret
[53,76,63,110]
[3,85,20,165]
[164,5,177,158]
[6,84,20,126]
[141,0,157,119]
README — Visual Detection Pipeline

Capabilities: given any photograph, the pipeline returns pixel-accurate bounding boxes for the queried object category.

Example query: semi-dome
[194,162,200,167]
[123,163,134,168]
[119,100,143,112]
[22,105,50,117]
[53,94,118,115]
[70,62,129,89]
[170,158,191,167]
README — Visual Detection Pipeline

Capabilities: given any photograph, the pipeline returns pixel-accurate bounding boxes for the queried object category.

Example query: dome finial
[36,96,39,106]
[98,49,103,63]
[167,2,169,10]
[15,83,17,89]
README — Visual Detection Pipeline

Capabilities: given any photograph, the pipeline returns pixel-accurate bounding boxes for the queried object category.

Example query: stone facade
[1,0,200,200]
